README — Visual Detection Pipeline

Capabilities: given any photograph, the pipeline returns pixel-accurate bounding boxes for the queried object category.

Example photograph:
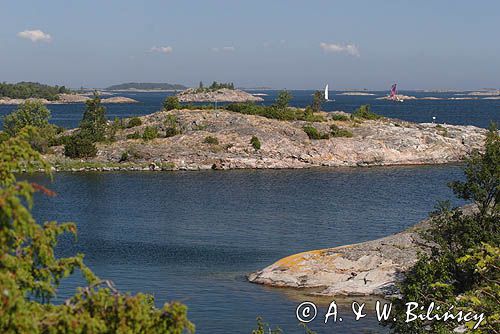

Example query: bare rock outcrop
[248,206,475,296]
[177,88,263,103]
[46,109,487,171]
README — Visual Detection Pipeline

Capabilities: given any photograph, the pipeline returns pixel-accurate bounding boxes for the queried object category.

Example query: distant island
[106,82,187,91]
[0,82,71,101]
[0,82,138,105]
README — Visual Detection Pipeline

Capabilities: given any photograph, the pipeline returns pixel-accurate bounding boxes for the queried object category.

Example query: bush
[119,151,129,162]
[127,117,142,128]
[330,113,350,121]
[303,125,329,140]
[142,126,159,141]
[163,96,181,111]
[351,104,381,120]
[250,136,261,150]
[330,124,353,137]
[0,81,69,100]
[79,93,107,142]
[164,127,181,137]
[203,136,219,145]
[224,103,325,122]
[126,131,141,139]
[64,134,98,158]
[2,100,51,136]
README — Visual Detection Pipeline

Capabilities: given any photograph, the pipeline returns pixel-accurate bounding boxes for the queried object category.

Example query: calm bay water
[1,90,499,129]
[30,166,466,333]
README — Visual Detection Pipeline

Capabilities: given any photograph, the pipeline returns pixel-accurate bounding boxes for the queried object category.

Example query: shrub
[142,126,159,141]
[3,100,51,136]
[127,117,142,128]
[330,124,353,137]
[273,90,292,109]
[203,136,219,145]
[250,136,261,150]
[79,93,107,142]
[351,104,381,120]
[164,127,181,137]
[224,103,325,122]
[126,131,141,139]
[163,96,181,111]
[64,134,98,158]
[119,151,129,162]
[330,113,350,121]
[303,125,329,140]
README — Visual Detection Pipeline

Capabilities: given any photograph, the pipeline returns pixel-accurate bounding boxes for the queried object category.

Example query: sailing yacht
[324,84,334,102]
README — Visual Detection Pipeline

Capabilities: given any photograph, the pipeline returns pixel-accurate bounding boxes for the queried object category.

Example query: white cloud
[212,46,235,52]
[17,29,52,42]
[150,46,173,54]
[320,42,360,57]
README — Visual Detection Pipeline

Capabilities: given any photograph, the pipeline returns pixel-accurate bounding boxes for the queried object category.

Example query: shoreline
[247,205,475,297]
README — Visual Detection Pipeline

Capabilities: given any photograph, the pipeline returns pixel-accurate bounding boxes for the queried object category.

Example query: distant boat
[390,83,404,102]
[324,84,334,102]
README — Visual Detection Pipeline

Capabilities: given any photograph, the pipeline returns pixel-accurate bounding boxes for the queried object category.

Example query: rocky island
[177,88,264,103]
[46,107,486,172]
[0,93,138,105]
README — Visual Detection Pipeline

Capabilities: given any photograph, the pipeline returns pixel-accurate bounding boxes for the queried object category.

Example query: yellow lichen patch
[274,249,330,269]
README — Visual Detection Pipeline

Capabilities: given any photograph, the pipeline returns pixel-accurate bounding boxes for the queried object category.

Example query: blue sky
[1,0,499,90]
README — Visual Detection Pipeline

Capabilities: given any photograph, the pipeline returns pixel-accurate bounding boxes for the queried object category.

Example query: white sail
[324,84,329,100]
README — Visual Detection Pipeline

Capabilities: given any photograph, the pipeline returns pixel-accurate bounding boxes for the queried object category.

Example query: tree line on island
[0,82,70,100]
[0,85,498,332]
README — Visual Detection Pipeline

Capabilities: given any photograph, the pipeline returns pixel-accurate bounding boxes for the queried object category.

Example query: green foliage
[126,131,141,140]
[119,151,129,162]
[164,114,182,136]
[274,90,292,110]
[2,100,51,136]
[79,92,108,142]
[330,124,353,138]
[351,104,381,120]
[391,125,499,333]
[0,81,69,100]
[0,134,193,334]
[127,117,142,128]
[203,136,219,145]
[252,317,282,334]
[250,136,261,150]
[142,126,159,141]
[224,103,325,122]
[330,113,350,121]
[303,125,330,140]
[64,133,98,158]
[163,96,181,111]
[312,90,324,113]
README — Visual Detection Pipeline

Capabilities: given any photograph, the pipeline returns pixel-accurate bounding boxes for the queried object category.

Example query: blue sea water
[1,90,498,129]
[29,166,467,334]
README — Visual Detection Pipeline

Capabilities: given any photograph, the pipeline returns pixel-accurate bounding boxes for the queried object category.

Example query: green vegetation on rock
[329,124,353,138]
[351,104,381,120]
[0,81,69,100]
[142,126,159,141]
[163,96,181,111]
[203,136,219,145]
[390,124,499,334]
[303,125,330,140]
[127,117,142,128]
[250,136,261,150]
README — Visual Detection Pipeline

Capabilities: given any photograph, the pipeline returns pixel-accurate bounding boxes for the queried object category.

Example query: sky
[1,0,499,90]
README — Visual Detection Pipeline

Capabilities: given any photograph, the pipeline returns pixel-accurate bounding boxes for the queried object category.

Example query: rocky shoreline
[248,206,475,297]
[176,88,263,103]
[0,93,138,105]
[45,108,487,172]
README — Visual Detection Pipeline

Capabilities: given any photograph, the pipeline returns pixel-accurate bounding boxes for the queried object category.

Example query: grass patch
[203,136,219,145]
[330,124,353,137]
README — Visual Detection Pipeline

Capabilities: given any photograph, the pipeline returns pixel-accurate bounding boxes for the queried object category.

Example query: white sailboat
[324,84,334,102]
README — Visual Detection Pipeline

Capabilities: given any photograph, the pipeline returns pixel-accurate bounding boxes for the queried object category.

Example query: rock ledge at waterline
[248,206,475,296]
[45,108,487,171]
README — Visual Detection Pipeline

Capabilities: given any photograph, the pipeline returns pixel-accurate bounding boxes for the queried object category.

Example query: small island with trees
[177,81,263,102]
[105,82,188,91]
[0,82,138,105]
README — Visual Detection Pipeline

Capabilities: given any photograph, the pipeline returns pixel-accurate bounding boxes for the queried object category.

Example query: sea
[8,90,499,333]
